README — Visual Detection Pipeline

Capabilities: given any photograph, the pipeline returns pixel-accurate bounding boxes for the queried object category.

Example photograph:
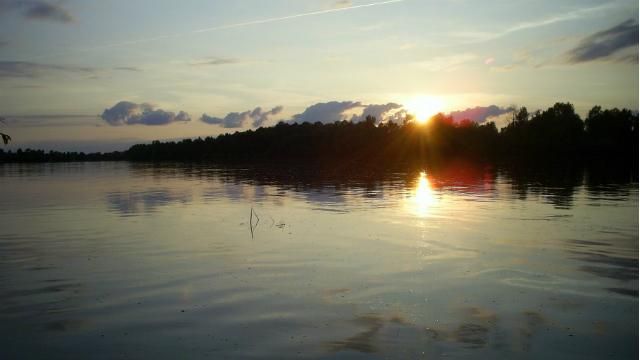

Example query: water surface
[0,162,637,359]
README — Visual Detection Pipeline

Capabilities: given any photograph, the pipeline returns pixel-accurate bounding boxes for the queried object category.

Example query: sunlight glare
[404,96,446,124]
[409,171,438,217]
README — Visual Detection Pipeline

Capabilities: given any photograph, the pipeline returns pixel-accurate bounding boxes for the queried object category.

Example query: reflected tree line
[0,103,637,168]
[110,160,635,213]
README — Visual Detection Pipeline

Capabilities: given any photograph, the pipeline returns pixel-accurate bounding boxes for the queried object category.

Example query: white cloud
[289,101,407,124]
[201,106,284,128]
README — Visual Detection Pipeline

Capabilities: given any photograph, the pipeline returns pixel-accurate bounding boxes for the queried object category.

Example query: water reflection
[324,306,557,357]
[115,161,637,211]
[0,162,637,359]
[408,171,438,217]
[106,189,192,216]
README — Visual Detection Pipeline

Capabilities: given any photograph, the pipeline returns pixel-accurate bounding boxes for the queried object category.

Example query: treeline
[1,103,637,166]
[124,102,639,166]
[0,148,126,162]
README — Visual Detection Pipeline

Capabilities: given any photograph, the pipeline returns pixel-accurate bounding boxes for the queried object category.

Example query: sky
[0,0,638,152]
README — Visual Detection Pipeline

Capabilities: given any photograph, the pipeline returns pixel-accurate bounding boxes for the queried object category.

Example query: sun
[404,96,446,124]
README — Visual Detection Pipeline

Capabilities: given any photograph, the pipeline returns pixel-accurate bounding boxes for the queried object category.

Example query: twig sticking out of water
[249,207,260,239]
[250,208,254,239]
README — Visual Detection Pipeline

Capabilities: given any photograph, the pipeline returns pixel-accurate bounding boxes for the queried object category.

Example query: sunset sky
[0,0,638,151]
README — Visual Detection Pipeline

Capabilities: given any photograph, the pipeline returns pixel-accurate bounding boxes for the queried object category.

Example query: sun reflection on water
[409,171,438,217]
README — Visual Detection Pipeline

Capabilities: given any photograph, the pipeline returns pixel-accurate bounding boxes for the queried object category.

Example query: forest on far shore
[1,103,638,167]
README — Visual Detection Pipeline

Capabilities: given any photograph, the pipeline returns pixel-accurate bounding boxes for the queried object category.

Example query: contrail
[194,0,405,34]
[38,0,405,57]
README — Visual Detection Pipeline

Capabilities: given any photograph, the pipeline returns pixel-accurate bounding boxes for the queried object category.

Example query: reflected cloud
[106,189,192,216]
[452,323,490,348]
[567,238,638,291]
[328,314,384,353]
[324,306,557,356]
[304,189,347,212]
[327,313,412,354]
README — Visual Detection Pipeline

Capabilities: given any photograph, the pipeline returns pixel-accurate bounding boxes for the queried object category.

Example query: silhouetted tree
[1,103,637,169]
[585,106,638,158]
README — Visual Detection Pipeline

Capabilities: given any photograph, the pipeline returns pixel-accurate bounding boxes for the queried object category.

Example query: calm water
[0,162,637,359]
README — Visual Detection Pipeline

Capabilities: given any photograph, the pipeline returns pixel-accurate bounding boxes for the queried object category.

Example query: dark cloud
[0,61,94,78]
[0,39,7,47]
[101,101,191,126]
[448,105,514,123]
[356,103,407,124]
[201,106,283,128]
[566,19,638,64]
[290,101,407,125]
[0,0,74,23]
[615,52,639,63]
[191,57,241,66]
[23,1,73,22]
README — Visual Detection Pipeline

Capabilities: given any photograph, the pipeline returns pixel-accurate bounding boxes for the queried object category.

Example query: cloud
[290,101,407,125]
[23,1,73,22]
[565,19,638,64]
[0,61,94,78]
[113,66,142,72]
[451,3,618,44]
[191,57,242,66]
[0,61,144,78]
[489,49,542,71]
[101,101,191,126]
[615,52,639,64]
[448,105,514,124]
[0,39,7,47]
[201,106,284,128]
[356,103,407,123]
[1,114,98,128]
[0,0,74,23]
[60,0,404,57]
[290,101,361,124]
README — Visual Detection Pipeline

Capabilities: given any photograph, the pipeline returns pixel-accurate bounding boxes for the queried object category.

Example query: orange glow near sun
[404,96,446,124]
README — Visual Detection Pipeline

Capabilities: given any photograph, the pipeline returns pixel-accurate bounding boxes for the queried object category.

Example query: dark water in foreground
[0,162,637,359]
